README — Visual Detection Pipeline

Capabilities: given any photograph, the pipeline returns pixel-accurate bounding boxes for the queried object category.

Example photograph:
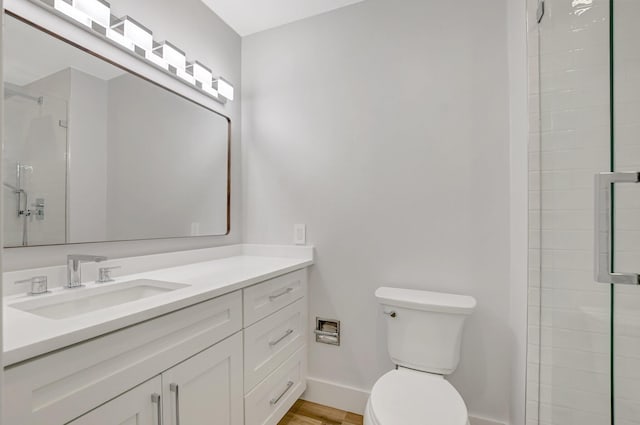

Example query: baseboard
[302,377,507,425]
[301,376,370,415]
[469,416,506,425]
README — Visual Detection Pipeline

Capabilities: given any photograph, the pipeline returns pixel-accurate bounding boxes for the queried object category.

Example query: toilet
[364,287,476,425]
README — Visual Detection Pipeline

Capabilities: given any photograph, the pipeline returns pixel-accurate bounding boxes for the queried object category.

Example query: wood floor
[278,400,364,425]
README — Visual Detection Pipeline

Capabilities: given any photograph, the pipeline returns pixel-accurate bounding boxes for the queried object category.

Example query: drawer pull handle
[269,329,294,347]
[269,287,294,301]
[170,383,181,425]
[270,381,295,406]
[151,393,162,425]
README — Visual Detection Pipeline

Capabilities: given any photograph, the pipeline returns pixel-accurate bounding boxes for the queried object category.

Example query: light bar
[37,0,234,104]
[112,16,153,53]
[53,0,92,27]
[153,41,186,71]
[214,77,234,101]
[74,0,110,28]
[106,27,135,51]
[188,61,213,86]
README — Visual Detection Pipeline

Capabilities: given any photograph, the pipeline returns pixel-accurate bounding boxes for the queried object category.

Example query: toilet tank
[375,287,476,375]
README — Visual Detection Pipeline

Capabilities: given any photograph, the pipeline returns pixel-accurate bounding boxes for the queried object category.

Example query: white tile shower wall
[2,0,242,271]
[526,0,640,424]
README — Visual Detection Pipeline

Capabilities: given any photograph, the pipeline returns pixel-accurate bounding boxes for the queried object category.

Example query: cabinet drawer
[245,347,307,425]
[243,270,307,326]
[244,298,307,391]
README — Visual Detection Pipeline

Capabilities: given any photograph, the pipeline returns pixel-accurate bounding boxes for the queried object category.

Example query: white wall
[3,0,242,271]
[242,0,512,422]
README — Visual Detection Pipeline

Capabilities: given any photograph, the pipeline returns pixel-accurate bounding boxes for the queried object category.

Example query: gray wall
[3,0,242,270]
[242,0,511,422]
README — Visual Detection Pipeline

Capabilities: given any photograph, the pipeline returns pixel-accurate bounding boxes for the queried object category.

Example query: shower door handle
[594,172,640,284]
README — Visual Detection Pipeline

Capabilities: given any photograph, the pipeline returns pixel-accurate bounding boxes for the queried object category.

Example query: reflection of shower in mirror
[3,162,37,246]
[4,83,44,105]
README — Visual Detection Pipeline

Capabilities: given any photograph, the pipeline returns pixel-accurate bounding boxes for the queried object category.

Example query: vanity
[0,1,317,424]
[3,245,313,425]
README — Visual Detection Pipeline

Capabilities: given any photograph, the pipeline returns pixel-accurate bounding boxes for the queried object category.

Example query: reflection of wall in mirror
[105,74,228,241]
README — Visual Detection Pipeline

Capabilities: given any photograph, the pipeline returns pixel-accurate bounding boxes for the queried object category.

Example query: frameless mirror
[3,13,230,247]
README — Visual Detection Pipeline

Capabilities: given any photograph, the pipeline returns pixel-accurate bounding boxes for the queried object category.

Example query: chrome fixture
[151,394,161,425]
[269,287,294,301]
[314,318,340,346]
[96,266,121,283]
[269,329,294,347]
[66,254,108,288]
[3,162,36,246]
[594,172,640,284]
[14,276,49,296]
[270,381,294,406]
[169,383,181,425]
[34,198,46,221]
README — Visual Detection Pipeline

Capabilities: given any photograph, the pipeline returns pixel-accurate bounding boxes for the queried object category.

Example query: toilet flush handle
[383,311,397,318]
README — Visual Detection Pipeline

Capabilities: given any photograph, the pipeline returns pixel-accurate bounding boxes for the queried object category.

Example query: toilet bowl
[366,287,476,425]
[363,368,469,425]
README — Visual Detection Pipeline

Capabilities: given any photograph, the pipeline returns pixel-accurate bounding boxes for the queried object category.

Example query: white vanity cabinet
[3,268,309,425]
[67,377,163,425]
[65,333,244,425]
[161,333,243,425]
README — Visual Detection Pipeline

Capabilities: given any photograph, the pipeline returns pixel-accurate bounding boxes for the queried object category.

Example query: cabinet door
[162,332,243,425]
[66,377,162,425]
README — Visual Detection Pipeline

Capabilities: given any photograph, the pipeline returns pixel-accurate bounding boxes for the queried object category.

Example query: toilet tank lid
[375,287,476,314]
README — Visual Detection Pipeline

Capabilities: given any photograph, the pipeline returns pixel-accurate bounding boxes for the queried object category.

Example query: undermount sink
[11,279,189,320]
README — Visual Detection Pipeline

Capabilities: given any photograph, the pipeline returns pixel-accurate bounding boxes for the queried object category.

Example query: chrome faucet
[66,255,107,289]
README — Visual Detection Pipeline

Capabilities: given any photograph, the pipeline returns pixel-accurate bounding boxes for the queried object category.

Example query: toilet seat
[367,368,468,425]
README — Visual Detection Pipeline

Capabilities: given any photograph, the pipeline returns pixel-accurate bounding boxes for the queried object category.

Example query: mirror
[3,13,230,247]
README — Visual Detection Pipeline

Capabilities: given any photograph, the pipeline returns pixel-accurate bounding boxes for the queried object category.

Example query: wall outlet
[294,224,306,245]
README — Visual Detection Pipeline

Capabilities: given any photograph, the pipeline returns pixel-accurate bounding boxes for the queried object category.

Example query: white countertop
[3,249,313,366]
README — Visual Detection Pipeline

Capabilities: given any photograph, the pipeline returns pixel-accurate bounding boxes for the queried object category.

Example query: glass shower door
[611,0,640,422]
[3,88,68,246]
[533,0,640,424]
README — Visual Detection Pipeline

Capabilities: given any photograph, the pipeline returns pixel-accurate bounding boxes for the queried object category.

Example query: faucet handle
[15,276,50,296]
[97,266,121,284]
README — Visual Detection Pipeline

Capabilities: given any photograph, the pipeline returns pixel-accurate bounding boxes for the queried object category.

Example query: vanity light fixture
[106,26,135,51]
[45,0,92,28]
[74,0,110,29]
[110,16,153,56]
[177,68,196,84]
[188,61,213,89]
[145,50,169,70]
[214,77,234,101]
[152,41,187,72]
[32,0,234,104]
[202,84,220,99]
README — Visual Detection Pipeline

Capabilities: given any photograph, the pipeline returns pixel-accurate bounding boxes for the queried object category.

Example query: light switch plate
[294,224,306,245]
